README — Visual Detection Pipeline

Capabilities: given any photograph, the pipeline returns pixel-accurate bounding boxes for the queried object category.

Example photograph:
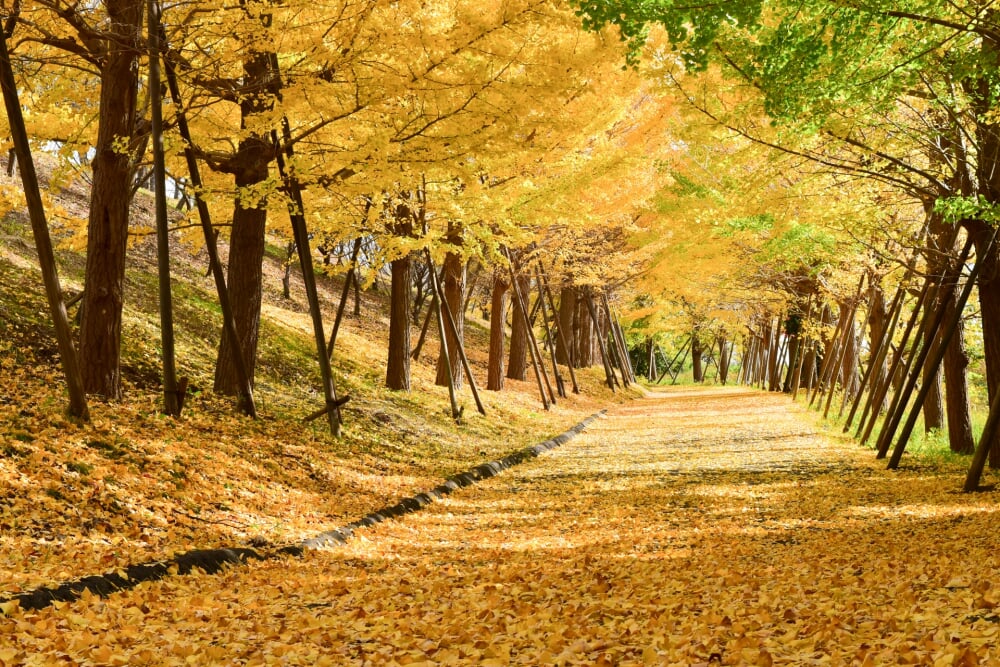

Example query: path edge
[2,409,606,612]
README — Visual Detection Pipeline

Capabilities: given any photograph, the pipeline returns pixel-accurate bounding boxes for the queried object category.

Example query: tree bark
[866,286,891,415]
[969,221,1000,460]
[924,212,974,451]
[556,286,575,366]
[767,317,782,392]
[486,274,508,391]
[435,226,465,389]
[385,204,414,390]
[647,337,656,382]
[79,0,142,399]
[718,338,731,385]
[213,151,269,395]
[691,335,704,383]
[386,252,413,391]
[922,365,944,432]
[0,27,89,419]
[213,49,276,396]
[971,18,1000,464]
[576,294,597,368]
[782,312,802,393]
[506,274,530,381]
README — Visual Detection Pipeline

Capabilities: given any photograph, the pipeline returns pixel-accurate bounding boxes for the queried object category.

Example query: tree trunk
[840,321,860,405]
[486,274,508,391]
[866,286,891,415]
[507,274,530,380]
[213,151,269,395]
[782,312,802,392]
[718,338,731,385]
[922,365,944,432]
[767,318,782,392]
[556,286,576,366]
[0,28,89,419]
[971,18,1000,464]
[647,337,656,382]
[691,335,704,383]
[79,0,142,399]
[435,227,465,389]
[213,49,276,396]
[926,212,975,451]
[282,241,294,300]
[386,253,413,391]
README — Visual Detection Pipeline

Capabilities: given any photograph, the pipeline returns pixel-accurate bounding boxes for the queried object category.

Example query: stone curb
[299,409,606,550]
[1,409,605,612]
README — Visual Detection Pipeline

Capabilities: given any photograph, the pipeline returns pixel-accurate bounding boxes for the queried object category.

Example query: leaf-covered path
[5,387,1000,665]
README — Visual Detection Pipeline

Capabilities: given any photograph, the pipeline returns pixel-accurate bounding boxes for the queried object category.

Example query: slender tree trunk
[647,337,656,382]
[556,286,575,366]
[839,323,860,410]
[282,241,295,299]
[486,274,508,391]
[213,50,276,395]
[866,286,891,415]
[766,318,781,392]
[782,312,802,393]
[79,0,142,399]
[214,160,269,394]
[386,252,413,391]
[353,271,362,317]
[922,366,944,432]
[965,221,1000,463]
[435,227,465,389]
[691,335,704,383]
[718,338,731,385]
[0,28,89,419]
[922,212,973,449]
[507,274,530,380]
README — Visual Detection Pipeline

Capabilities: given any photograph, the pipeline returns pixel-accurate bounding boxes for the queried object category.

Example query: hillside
[0,155,629,597]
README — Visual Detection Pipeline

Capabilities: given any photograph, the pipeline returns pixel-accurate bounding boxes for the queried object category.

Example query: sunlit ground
[4,387,1000,665]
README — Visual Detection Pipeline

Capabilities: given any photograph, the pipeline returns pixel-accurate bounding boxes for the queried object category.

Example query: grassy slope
[0,160,633,594]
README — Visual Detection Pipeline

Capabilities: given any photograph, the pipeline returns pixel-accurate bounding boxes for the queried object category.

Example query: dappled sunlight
[6,387,1000,664]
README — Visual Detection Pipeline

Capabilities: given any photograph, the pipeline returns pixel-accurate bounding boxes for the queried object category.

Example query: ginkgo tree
[573,0,998,460]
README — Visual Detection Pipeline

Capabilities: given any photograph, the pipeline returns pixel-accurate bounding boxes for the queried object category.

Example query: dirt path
[4,387,1000,665]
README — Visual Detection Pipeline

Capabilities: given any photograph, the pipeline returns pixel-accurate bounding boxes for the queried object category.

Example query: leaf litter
[3,386,1000,665]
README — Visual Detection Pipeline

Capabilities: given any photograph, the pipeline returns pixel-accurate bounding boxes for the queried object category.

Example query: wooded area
[2,0,1000,488]
[7,0,1000,662]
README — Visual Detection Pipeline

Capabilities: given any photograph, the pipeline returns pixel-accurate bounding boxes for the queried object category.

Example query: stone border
[2,410,605,612]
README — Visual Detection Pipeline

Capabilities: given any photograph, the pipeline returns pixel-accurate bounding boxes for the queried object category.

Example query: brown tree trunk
[971,20,1000,464]
[572,297,584,367]
[691,335,704,383]
[486,274,508,391]
[766,318,781,391]
[926,212,974,451]
[867,286,891,414]
[435,228,465,389]
[647,337,656,382]
[782,312,802,392]
[386,252,413,391]
[718,338,731,385]
[922,365,944,432]
[0,29,89,419]
[212,49,277,395]
[783,334,799,393]
[214,147,270,395]
[556,286,576,365]
[79,0,142,399]
[507,274,530,380]
[842,325,860,403]
[969,225,1000,464]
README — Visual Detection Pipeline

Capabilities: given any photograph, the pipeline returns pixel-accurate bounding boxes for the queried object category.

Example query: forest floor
[4,386,1000,665]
